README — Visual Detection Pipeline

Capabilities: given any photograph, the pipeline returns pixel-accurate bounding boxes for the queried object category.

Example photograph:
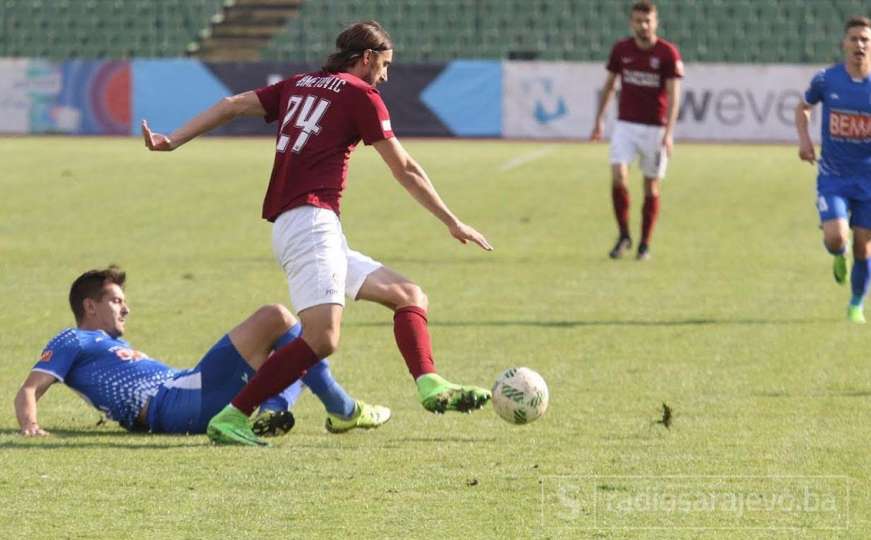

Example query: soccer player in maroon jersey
[142,21,493,445]
[590,0,683,260]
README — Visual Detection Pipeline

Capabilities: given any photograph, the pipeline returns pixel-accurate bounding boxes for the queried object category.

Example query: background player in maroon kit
[142,21,493,445]
[590,0,683,260]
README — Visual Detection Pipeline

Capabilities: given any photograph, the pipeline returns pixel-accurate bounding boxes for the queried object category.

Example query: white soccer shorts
[609,120,669,179]
[272,205,382,313]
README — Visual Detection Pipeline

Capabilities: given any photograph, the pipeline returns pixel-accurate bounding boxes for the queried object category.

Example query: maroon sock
[231,337,319,415]
[393,306,437,380]
[641,195,660,245]
[612,185,630,237]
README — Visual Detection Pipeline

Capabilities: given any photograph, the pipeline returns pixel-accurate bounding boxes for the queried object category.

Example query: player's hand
[449,221,493,251]
[590,121,604,141]
[662,132,674,157]
[798,141,816,164]
[20,424,49,437]
[142,119,175,151]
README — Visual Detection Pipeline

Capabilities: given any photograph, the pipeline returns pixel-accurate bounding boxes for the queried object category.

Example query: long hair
[322,20,393,73]
[69,265,126,323]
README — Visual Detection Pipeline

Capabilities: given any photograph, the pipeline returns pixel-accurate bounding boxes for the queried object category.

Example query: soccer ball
[492,367,549,424]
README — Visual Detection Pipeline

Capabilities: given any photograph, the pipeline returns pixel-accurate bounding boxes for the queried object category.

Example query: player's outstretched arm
[794,101,817,165]
[142,91,266,151]
[590,72,618,141]
[373,137,493,251]
[14,371,56,436]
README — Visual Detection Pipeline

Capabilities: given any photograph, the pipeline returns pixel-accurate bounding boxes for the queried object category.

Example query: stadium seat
[0,0,865,62]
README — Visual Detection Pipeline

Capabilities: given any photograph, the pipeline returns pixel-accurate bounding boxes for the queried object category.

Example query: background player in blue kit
[14,267,390,440]
[796,16,871,323]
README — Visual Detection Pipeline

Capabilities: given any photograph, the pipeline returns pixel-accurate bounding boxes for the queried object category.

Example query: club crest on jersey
[109,346,148,361]
[650,57,660,69]
[39,350,53,362]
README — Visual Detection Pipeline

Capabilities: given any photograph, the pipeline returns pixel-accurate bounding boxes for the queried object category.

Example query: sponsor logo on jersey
[109,346,148,361]
[381,119,392,132]
[623,70,661,88]
[39,350,53,362]
[829,110,871,140]
[621,56,633,63]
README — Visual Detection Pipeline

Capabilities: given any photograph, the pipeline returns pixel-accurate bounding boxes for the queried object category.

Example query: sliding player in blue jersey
[796,16,871,323]
[14,267,389,441]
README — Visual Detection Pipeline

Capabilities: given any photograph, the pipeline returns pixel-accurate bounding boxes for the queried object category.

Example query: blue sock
[825,242,846,256]
[302,360,356,418]
[260,381,305,412]
[850,257,871,307]
[269,323,355,417]
[273,322,303,350]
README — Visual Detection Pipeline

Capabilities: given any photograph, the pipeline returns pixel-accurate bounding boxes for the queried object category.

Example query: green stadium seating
[0,0,866,62]
[0,0,224,58]
[261,0,865,64]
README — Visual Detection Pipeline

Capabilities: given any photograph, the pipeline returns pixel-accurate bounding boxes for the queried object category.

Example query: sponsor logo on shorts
[39,350,53,362]
[325,288,338,296]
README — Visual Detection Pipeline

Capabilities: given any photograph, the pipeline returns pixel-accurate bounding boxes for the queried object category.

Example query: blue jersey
[33,329,178,430]
[804,63,871,178]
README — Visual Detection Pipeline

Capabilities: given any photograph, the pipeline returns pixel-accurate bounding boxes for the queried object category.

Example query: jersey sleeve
[803,69,826,105]
[663,45,684,79]
[606,43,621,73]
[353,88,394,145]
[255,81,284,124]
[32,330,81,382]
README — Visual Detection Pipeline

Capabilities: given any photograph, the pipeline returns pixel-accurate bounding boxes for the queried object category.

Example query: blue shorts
[146,335,254,434]
[817,175,871,229]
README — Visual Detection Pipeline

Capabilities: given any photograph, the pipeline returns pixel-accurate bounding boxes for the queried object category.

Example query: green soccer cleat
[251,409,295,437]
[207,404,269,447]
[847,305,866,324]
[325,401,392,433]
[833,254,848,285]
[417,373,492,414]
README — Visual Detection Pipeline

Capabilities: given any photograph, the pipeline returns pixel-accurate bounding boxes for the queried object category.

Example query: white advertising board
[0,59,31,133]
[503,62,825,142]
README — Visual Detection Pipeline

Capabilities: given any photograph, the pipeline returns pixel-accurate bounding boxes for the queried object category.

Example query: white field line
[499,146,556,171]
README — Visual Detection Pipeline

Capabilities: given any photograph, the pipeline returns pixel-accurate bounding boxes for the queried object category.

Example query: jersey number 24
[277,95,331,154]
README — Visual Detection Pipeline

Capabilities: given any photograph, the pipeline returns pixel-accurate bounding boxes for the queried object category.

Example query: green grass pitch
[0,136,867,538]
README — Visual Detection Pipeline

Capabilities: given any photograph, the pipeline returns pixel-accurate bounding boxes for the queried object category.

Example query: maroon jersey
[606,37,683,126]
[255,71,394,220]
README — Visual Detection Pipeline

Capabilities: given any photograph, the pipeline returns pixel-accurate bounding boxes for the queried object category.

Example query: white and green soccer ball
[492,367,549,424]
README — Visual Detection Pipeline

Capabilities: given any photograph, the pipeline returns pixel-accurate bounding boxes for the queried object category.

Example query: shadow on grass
[346,318,828,328]
[399,436,498,443]
[0,428,206,449]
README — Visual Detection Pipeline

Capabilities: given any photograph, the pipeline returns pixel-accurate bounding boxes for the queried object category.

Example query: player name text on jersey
[295,75,347,94]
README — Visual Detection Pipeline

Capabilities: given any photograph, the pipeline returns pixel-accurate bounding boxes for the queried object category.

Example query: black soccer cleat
[251,409,295,437]
[609,235,633,259]
[636,243,651,261]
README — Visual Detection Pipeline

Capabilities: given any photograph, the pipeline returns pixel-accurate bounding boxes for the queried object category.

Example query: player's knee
[304,329,340,358]
[257,304,297,331]
[396,282,427,310]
